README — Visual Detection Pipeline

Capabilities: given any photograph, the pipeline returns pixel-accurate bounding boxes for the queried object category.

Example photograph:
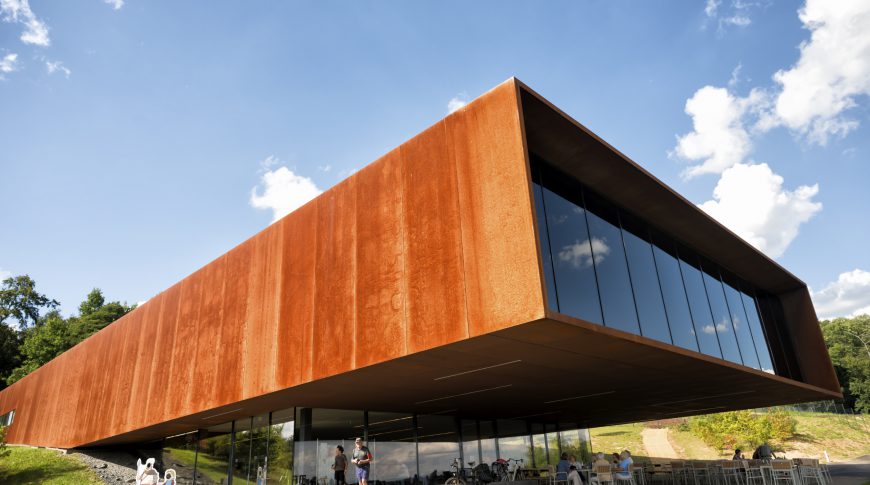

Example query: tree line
[820,314,870,412]
[0,275,134,388]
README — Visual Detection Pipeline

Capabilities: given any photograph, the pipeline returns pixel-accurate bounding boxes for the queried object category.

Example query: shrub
[766,410,797,441]
[687,410,796,451]
[0,425,9,459]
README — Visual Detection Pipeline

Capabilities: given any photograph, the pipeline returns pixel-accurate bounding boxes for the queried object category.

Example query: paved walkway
[829,456,870,485]
[641,428,678,461]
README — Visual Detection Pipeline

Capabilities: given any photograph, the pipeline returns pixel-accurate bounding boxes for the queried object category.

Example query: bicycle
[445,457,467,485]
[508,458,527,481]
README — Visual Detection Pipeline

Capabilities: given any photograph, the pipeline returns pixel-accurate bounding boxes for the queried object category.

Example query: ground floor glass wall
[151,408,591,485]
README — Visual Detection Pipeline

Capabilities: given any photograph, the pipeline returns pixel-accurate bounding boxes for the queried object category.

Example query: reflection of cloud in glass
[702,319,729,334]
[731,316,741,329]
[558,238,609,268]
[370,442,416,482]
[549,214,569,225]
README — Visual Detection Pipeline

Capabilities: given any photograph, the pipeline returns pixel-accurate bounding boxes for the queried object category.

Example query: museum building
[0,79,840,484]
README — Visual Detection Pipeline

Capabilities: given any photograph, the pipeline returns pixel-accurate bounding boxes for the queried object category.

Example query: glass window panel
[496,419,532,465]
[701,266,742,364]
[621,216,672,344]
[269,408,296,485]
[196,422,233,485]
[368,411,417,485]
[678,253,722,358]
[246,414,271,485]
[479,421,497,466]
[547,432,561,466]
[295,408,364,485]
[460,419,480,467]
[651,239,698,351]
[152,431,196,485]
[541,186,603,324]
[531,432,547,467]
[233,417,255,484]
[722,277,761,369]
[417,415,460,485]
[584,192,640,334]
[557,429,591,465]
[533,179,559,312]
[741,291,775,374]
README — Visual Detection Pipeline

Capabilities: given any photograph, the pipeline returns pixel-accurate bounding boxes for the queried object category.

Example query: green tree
[0,275,59,329]
[5,289,133,386]
[69,289,133,339]
[820,315,870,412]
[0,324,22,389]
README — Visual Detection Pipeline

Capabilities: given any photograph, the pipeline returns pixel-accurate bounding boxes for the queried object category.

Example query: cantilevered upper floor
[0,78,840,449]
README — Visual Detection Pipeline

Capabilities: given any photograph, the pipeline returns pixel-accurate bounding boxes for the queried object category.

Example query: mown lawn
[0,446,102,485]
[589,423,650,463]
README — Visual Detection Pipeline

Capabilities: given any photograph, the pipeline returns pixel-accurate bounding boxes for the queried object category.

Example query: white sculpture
[164,468,177,485]
[136,457,160,485]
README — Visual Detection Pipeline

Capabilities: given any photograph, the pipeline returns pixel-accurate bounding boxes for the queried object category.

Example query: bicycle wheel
[445,478,466,485]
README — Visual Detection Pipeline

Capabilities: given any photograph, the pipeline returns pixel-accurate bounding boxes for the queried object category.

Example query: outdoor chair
[795,459,825,485]
[769,460,798,485]
[720,461,744,485]
[593,464,615,485]
[741,461,766,485]
[670,461,689,485]
[689,461,711,485]
[548,464,569,485]
[819,463,832,485]
[630,464,647,485]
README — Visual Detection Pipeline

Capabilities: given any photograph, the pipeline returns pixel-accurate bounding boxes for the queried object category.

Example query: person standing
[352,437,372,485]
[333,445,348,485]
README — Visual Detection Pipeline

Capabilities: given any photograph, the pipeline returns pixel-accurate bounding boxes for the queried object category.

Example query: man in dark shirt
[333,445,348,485]
[752,444,775,460]
[352,437,372,485]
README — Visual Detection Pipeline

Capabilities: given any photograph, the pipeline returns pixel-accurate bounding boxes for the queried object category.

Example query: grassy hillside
[589,423,651,463]
[589,412,870,463]
[0,446,102,484]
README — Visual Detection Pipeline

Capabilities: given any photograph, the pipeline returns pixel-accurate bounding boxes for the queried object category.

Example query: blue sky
[1,0,869,319]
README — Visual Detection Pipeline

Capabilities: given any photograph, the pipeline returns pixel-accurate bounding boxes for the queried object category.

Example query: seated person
[557,453,571,481]
[568,465,584,485]
[616,451,633,479]
[611,453,621,465]
[752,444,776,460]
[592,453,611,468]
[732,449,744,460]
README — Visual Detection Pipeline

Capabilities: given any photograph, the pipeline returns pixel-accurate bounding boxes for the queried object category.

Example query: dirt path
[641,428,679,462]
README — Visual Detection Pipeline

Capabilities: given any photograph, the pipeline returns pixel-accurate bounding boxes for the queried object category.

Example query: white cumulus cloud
[1,0,50,46]
[761,0,870,145]
[0,53,18,79]
[698,163,821,258]
[447,94,468,114]
[812,269,870,319]
[673,86,761,178]
[103,0,124,10]
[0,267,11,281]
[674,0,870,258]
[250,157,323,223]
[45,60,70,78]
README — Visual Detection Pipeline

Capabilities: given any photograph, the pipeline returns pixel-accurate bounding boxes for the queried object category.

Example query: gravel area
[68,448,140,484]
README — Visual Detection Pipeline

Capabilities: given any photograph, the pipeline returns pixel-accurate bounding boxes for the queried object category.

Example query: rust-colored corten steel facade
[0,79,840,450]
